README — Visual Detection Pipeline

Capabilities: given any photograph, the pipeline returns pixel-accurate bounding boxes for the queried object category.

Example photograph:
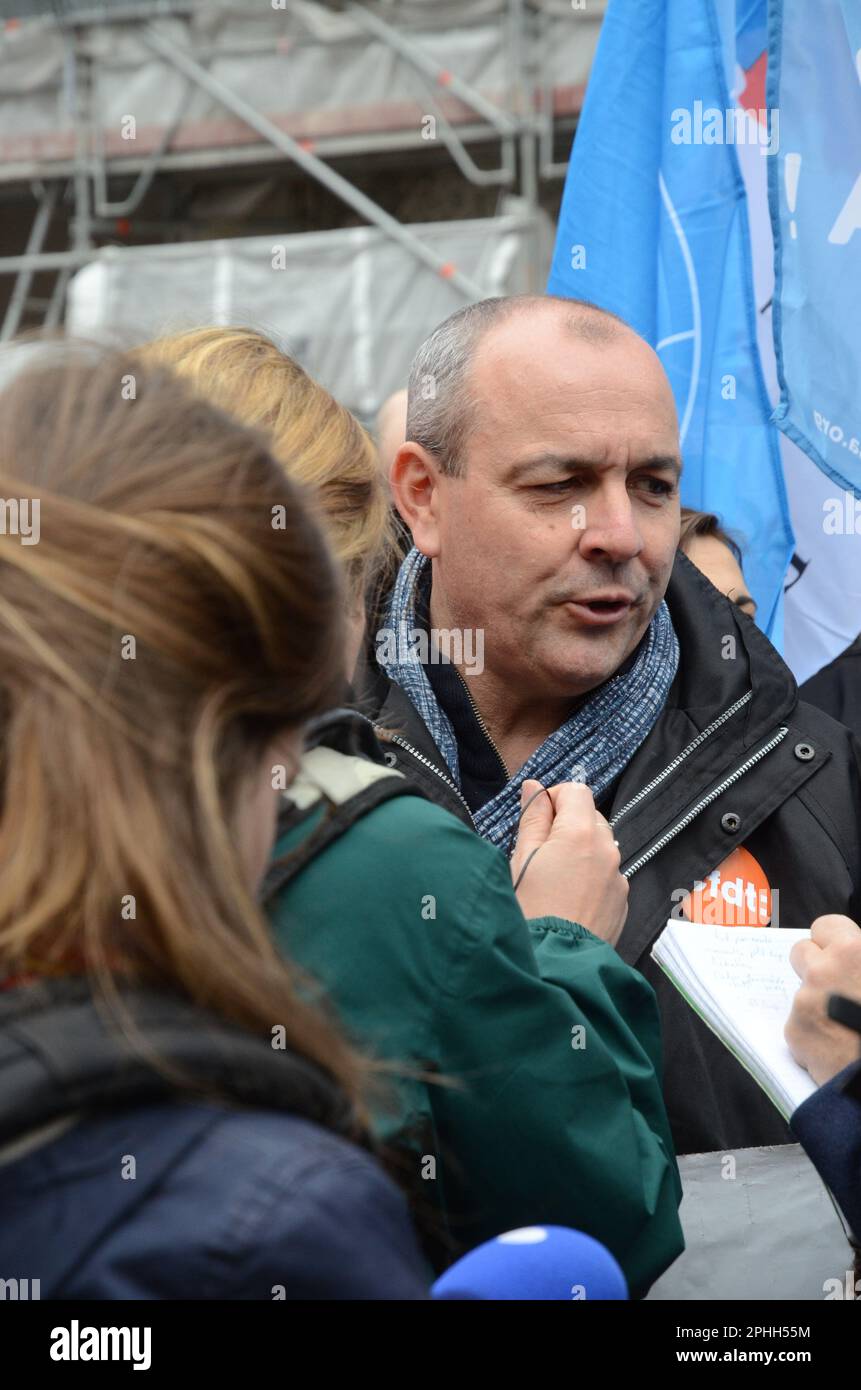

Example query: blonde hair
[0,345,365,1112]
[143,327,398,601]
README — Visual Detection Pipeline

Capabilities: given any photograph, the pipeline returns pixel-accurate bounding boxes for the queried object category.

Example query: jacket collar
[0,978,356,1147]
[604,549,800,857]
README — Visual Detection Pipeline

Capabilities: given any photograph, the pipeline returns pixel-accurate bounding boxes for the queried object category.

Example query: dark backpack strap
[262,773,418,904]
[304,706,390,764]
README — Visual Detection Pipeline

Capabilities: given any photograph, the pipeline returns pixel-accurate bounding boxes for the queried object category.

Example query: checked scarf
[377,547,679,853]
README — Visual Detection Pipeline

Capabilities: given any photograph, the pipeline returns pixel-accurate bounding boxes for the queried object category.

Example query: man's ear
[390,440,443,558]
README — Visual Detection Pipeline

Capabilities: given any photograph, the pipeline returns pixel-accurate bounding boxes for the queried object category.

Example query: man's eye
[632,476,675,497]
[534,478,579,495]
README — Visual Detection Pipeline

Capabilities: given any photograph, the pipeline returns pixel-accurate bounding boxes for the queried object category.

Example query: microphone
[431,1226,628,1301]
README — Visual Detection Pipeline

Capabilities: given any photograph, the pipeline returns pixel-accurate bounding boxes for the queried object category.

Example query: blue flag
[548,0,793,642]
[768,0,861,498]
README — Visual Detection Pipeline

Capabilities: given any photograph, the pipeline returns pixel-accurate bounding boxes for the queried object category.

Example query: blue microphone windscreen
[431,1226,628,1301]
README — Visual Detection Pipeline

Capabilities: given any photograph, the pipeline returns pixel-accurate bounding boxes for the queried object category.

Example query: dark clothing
[426,659,507,811]
[358,552,861,1155]
[0,1104,430,1300]
[800,634,861,739]
[0,981,429,1299]
[791,1060,861,1241]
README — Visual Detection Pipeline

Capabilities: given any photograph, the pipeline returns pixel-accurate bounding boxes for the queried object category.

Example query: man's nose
[576,489,644,566]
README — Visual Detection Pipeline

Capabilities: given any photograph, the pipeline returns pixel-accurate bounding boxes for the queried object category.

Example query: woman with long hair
[0,344,428,1299]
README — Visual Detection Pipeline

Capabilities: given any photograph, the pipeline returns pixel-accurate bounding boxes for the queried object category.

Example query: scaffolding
[0,0,602,413]
[0,1,602,306]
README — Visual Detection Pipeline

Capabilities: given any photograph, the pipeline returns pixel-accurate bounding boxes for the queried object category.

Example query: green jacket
[267,749,683,1297]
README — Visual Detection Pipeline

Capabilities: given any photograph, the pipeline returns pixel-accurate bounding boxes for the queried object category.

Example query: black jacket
[358,552,861,1155]
[800,633,861,739]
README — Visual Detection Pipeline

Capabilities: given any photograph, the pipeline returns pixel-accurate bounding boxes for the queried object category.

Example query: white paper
[652,921,817,1118]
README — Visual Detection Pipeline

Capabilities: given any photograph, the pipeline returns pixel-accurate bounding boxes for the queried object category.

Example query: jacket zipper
[621,724,789,879]
[609,689,753,830]
[382,731,476,827]
[343,711,478,817]
[454,668,510,781]
[344,707,474,824]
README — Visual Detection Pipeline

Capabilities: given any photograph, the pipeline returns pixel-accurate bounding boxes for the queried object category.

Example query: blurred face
[413,311,682,701]
[684,533,756,618]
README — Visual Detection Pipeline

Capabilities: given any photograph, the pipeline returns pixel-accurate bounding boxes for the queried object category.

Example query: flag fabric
[547,0,793,644]
[767,0,861,497]
[738,0,861,682]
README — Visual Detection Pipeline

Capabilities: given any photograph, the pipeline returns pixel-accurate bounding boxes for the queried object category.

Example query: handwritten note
[652,923,817,1118]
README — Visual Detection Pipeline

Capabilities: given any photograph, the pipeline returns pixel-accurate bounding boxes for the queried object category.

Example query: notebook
[651,921,818,1119]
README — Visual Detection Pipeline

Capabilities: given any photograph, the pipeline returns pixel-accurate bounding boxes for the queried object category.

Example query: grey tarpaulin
[646,1144,854,1301]
[0,1,602,159]
[65,200,553,422]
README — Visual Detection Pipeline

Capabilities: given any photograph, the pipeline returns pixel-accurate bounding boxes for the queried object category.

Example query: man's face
[428,311,682,700]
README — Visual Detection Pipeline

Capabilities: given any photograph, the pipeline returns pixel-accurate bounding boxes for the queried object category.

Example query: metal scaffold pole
[142,22,486,303]
[0,1,596,330]
[66,30,92,257]
[1,183,59,342]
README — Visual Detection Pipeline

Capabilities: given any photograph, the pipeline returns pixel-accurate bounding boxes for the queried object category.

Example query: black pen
[828,994,861,1104]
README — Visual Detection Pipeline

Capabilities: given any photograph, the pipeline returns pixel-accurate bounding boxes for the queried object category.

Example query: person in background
[679,504,861,770]
[678,507,756,619]
[0,347,429,1300]
[376,387,408,479]
[786,915,861,1243]
[145,326,399,678]
[149,326,684,1298]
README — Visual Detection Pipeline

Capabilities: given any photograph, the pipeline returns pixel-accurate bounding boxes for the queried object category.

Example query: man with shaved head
[398,297,680,765]
[359,294,861,1155]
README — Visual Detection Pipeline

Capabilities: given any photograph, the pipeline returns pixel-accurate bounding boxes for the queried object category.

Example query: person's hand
[785,915,861,1086]
[510,778,628,947]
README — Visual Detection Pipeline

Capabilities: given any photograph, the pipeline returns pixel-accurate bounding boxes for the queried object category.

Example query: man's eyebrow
[502,453,682,483]
[631,455,682,479]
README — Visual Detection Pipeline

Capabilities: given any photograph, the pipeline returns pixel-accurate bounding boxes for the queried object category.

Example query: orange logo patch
[680,847,773,926]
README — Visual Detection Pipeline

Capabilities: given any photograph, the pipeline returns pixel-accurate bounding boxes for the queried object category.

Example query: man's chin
[545,628,645,696]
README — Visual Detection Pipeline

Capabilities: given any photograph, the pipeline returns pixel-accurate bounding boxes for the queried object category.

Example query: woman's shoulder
[279,749,507,901]
[344,764,503,872]
[270,752,522,1006]
[13,1102,429,1299]
[125,1104,429,1298]
[352,783,482,847]
[306,783,513,945]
